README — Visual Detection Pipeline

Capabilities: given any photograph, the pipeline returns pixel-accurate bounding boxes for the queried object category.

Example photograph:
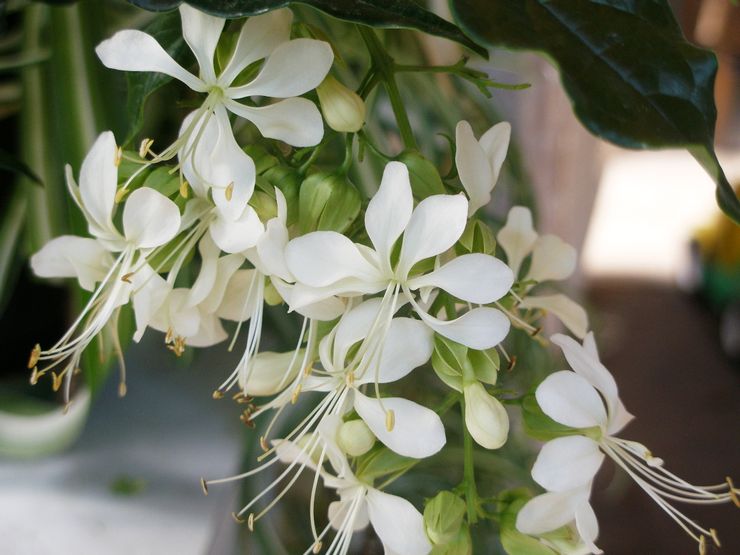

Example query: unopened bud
[298,171,361,234]
[424,491,466,546]
[397,151,446,199]
[458,218,496,255]
[463,381,509,449]
[337,419,376,457]
[317,75,366,133]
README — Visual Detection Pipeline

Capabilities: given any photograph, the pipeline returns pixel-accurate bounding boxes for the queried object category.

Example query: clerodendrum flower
[497,205,589,339]
[30,131,181,400]
[516,332,739,554]
[285,161,515,354]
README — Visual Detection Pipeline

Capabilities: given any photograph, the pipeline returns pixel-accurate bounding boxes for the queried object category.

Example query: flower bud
[397,151,446,199]
[457,219,496,255]
[424,491,466,546]
[317,75,366,133]
[261,165,301,225]
[463,381,509,449]
[298,171,361,234]
[337,419,375,457]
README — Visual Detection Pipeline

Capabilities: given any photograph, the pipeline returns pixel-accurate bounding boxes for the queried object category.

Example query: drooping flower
[285,161,514,352]
[497,205,588,339]
[29,131,181,400]
[516,333,738,554]
[455,120,511,216]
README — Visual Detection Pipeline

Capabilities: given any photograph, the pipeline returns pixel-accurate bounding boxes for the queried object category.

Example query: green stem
[357,26,417,150]
[460,397,479,524]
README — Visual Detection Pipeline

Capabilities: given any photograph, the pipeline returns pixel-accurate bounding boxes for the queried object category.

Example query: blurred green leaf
[449,0,740,223]
[0,148,42,184]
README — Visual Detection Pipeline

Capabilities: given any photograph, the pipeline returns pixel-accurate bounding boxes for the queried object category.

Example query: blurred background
[0,0,738,553]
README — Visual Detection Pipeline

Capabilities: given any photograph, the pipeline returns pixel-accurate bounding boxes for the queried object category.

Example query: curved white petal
[479,121,510,186]
[271,278,346,321]
[239,350,302,396]
[398,194,468,278]
[497,206,537,277]
[79,131,118,240]
[209,205,264,254]
[329,496,371,532]
[219,9,293,86]
[122,188,181,249]
[455,120,493,216]
[526,234,577,283]
[366,489,431,555]
[333,298,383,369]
[536,371,607,430]
[411,298,510,350]
[520,294,588,339]
[575,501,602,554]
[463,382,509,449]
[179,4,223,84]
[95,30,205,92]
[225,97,324,147]
[178,110,219,198]
[287,279,383,311]
[353,392,445,459]
[216,269,261,322]
[186,312,227,347]
[30,236,113,292]
[515,489,584,535]
[361,318,433,385]
[131,266,170,342]
[187,234,221,308]
[532,436,604,492]
[228,38,333,99]
[365,161,413,271]
[286,232,383,288]
[407,253,513,304]
[200,253,245,314]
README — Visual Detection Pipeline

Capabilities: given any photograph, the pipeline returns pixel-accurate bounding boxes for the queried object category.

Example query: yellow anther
[138,138,154,159]
[29,367,39,385]
[114,146,123,167]
[200,477,209,496]
[312,541,322,554]
[231,512,245,524]
[51,371,63,392]
[247,513,255,531]
[698,535,706,555]
[165,328,174,343]
[121,272,134,283]
[303,364,312,376]
[118,382,127,398]
[726,476,740,508]
[385,409,395,432]
[710,528,721,547]
[225,182,234,201]
[259,436,269,452]
[345,372,355,387]
[291,385,302,405]
[212,390,224,400]
[27,344,41,369]
[179,180,190,198]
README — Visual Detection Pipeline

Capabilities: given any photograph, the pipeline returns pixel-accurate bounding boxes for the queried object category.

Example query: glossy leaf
[449,0,740,223]
[126,0,486,57]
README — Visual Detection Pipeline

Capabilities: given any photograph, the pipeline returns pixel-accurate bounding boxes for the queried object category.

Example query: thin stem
[460,397,479,524]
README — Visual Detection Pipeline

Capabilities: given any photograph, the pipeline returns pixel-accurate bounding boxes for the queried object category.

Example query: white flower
[455,120,511,216]
[516,332,737,554]
[497,206,588,339]
[285,161,514,351]
[30,131,181,400]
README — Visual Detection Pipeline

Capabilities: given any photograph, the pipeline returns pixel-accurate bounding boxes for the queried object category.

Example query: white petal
[255,190,292,281]
[333,299,383,368]
[227,38,333,99]
[398,194,468,278]
[286,232,384,288]
[239,350,302,396]
[95,30,205,92]
[411,298,510,350]
[364,318,433,385]
[532,436,604,492]
[30,236,113,291]
[219,9,293,85]
[225,97,324,147]
[131,266,169,342]
[479,121,510,186]
[79,131,118,240]
[463,382,509,449]
[536,371,607,429]
[209,205,264,254]
[575,501,602,554]
[122,188,181,249]
[526,234,577,283]
[287,279,382,311]
[407,253,513,304]
[178,110,219,197]
[200,253,245,314]
[353,392,445,459]
[497,206,537,277]
[179,4,223,84]
[271,278,346,321]
[550,333,633,435]
[216,269,261,322]
[329,497,370,532]
[515,490,583,535]
[185,311,227,347]
[365,161,413,270]
[520,294,589,339]
[366,489,431,555]
[455,120,493,216]
[187,234,221,308]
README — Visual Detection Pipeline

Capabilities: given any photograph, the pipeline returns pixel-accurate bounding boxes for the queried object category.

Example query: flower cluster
[26,5,737,555]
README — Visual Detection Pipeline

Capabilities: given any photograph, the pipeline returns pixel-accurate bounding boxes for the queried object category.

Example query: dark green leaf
[123,10,189,144]
[127,0,486,57]
[449,0,740,223]
[0,148,42,185]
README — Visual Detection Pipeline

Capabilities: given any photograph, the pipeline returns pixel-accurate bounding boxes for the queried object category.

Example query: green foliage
[298,170,361,234]
[432,335,499,392]
[449,0,740,223]
[397,150,446,199]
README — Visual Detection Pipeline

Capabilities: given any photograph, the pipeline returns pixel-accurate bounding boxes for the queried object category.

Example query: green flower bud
[317,75,366,133]
[263,279,283,306]
[243,144,278,174]
[431,527,473,555]
[463,381,509,449]
[261,165,301,225]
[337,419,376,457]
[298,171,361,234]
[249,189,278,222]
[397,151,446,199]
[424,491,467,546]
[457,218,496,255]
